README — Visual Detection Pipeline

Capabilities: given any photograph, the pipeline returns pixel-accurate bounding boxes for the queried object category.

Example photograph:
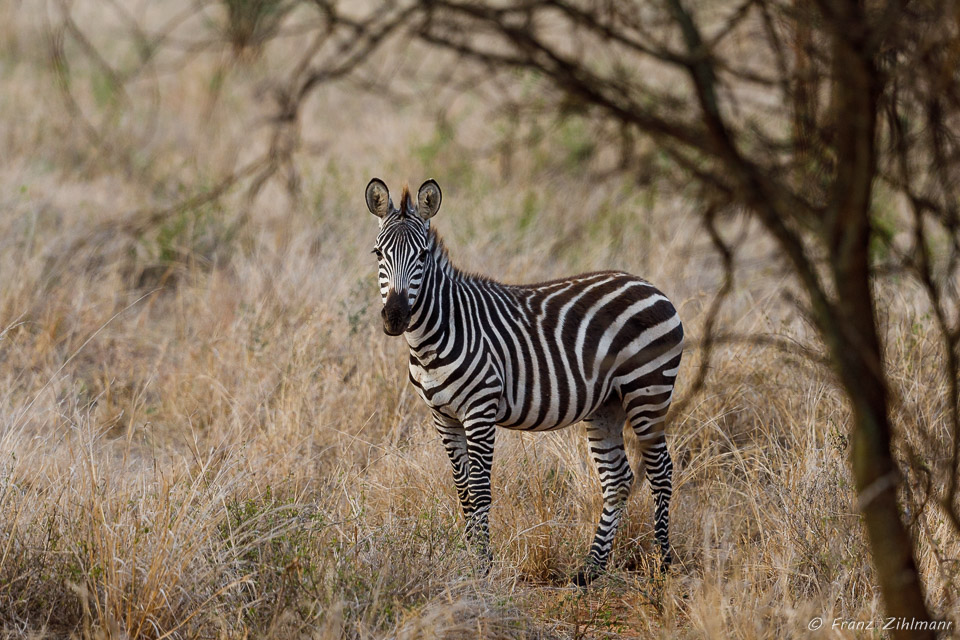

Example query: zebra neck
[404,228,496,356]
[404,248,453,354]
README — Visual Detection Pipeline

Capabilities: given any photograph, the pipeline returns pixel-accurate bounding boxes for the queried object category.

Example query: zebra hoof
[572,565,601,588]
[657,549,673,574]
[477,557,492,577]
[471,547,492,577]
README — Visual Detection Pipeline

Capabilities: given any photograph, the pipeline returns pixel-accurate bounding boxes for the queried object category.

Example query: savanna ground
[0,2,957,638]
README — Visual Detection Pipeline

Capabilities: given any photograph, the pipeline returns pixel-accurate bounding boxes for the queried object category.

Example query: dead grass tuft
[0,2,956,638]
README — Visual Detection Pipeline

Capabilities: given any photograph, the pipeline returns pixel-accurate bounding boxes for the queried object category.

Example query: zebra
[364,178,684,584]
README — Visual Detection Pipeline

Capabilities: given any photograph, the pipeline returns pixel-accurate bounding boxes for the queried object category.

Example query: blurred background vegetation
[0,1,957,638]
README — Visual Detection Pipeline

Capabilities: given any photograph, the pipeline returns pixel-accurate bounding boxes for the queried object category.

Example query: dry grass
[0,2,957,638]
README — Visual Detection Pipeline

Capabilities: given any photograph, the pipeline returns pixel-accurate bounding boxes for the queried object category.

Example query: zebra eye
[372,248,383,260]
[418,248,428,260]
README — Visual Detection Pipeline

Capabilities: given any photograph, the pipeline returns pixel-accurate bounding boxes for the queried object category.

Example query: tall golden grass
[0,2,956,638]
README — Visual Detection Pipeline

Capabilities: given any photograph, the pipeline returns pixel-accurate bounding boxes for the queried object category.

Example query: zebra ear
[417,179,442,220]
[365,178,391,218]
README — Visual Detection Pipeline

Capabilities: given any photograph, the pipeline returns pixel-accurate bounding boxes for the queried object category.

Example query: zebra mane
[399,183,413,216]
[427,226,498,287]
[427,226,454,275]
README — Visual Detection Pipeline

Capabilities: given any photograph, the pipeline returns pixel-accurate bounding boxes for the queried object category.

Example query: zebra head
[365,178,442,336]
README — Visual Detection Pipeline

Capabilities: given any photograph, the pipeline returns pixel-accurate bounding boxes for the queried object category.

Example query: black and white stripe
[365,178,684,583]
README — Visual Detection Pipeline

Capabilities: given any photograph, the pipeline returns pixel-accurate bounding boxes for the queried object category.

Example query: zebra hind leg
[639,436,673,570]
[575,402,633,587]
[622,377,676,572]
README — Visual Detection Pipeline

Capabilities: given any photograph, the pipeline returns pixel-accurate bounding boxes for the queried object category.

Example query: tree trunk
[825,4,934,635]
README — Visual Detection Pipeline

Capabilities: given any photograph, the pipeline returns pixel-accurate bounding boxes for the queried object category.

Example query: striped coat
[366,178,683,584]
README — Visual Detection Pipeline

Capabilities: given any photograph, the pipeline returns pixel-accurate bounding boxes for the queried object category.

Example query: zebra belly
[494,408,591,431]
[494,377,613,431]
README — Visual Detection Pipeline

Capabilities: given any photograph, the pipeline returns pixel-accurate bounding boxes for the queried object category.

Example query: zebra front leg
[576,409,634,586]
[462,415,496,571]
[432,413,475,527]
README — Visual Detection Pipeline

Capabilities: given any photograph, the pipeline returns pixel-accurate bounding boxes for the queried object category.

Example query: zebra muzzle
[382,292,410,336]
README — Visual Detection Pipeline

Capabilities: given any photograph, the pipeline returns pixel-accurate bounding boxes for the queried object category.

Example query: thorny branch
[50,0,420,254]
[410,0,958,633]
